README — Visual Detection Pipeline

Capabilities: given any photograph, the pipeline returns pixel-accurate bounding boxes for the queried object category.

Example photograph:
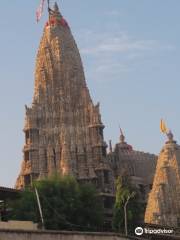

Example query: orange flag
[160,119,168,134]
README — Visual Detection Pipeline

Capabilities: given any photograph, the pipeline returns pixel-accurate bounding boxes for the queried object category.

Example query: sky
[0,0,180,187]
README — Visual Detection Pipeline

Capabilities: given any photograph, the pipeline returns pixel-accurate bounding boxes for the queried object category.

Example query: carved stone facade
[16,3,113,194]
[108,131,157,202]
[145,132,180,227]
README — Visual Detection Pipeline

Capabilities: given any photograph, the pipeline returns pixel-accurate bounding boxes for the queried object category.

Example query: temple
[145,131,180,227]
[108,130,157,202]
[15,2,158,224]
[16,3,113,194]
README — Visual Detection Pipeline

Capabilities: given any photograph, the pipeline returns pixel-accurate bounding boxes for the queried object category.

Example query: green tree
[112,176,142,234]
[77,183,104,230]
[9,188,39,223]
[34,175,80,230]
[9,175,104,231]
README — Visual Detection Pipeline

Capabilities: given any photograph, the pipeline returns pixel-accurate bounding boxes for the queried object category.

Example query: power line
[38,190,96,230]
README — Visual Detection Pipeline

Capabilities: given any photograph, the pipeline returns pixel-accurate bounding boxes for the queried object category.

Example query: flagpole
[35,187,45,229]
[47,0,50,23]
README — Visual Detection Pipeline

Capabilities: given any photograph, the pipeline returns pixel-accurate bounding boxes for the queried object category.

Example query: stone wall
[0,229,142,240]
[0,221,38,230]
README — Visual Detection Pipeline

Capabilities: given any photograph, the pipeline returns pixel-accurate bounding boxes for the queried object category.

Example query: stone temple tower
[145,131,180,227]
[16,3,113,192]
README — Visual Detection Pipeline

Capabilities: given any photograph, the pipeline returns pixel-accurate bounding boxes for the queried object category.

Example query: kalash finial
[47,1,61,17]
[45,1,68,28]
[167,130,174,142]
[50,1,62,18]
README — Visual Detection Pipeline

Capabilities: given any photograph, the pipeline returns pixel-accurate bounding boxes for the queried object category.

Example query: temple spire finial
[167,129,174,142]
[46,0,64,26]
[53,2,59,12]
[160,119,175,142]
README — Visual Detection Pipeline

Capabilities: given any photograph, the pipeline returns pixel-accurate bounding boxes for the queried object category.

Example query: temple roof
[116,129,133,151]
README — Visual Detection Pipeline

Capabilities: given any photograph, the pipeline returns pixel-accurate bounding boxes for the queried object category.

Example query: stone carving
[108,130,157,201]
[16,3,113,194]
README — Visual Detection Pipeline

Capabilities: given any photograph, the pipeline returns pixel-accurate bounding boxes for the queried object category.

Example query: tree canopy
[112,176,144,234]
[9,175,104,231]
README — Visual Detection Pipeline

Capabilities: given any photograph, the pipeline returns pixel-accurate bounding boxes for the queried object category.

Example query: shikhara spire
[16,2,113,193]
[145,134,180,227]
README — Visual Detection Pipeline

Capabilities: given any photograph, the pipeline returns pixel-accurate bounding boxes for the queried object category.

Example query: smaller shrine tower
[145,131,180,227]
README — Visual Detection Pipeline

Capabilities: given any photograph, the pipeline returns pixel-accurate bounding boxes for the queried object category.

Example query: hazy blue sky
[0,1,180,187]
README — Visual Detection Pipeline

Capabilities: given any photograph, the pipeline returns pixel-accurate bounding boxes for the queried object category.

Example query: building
[16,3,157,218]
[0,186,37,229]
[16,3,114,195]
[0,186,20,221]
[145,131,180,227]
[108,130,157,202]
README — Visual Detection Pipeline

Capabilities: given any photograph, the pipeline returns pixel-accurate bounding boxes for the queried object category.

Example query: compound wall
[0,229,140,240]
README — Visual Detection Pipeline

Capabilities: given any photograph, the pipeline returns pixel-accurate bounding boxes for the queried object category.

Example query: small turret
[117,128,133,151]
